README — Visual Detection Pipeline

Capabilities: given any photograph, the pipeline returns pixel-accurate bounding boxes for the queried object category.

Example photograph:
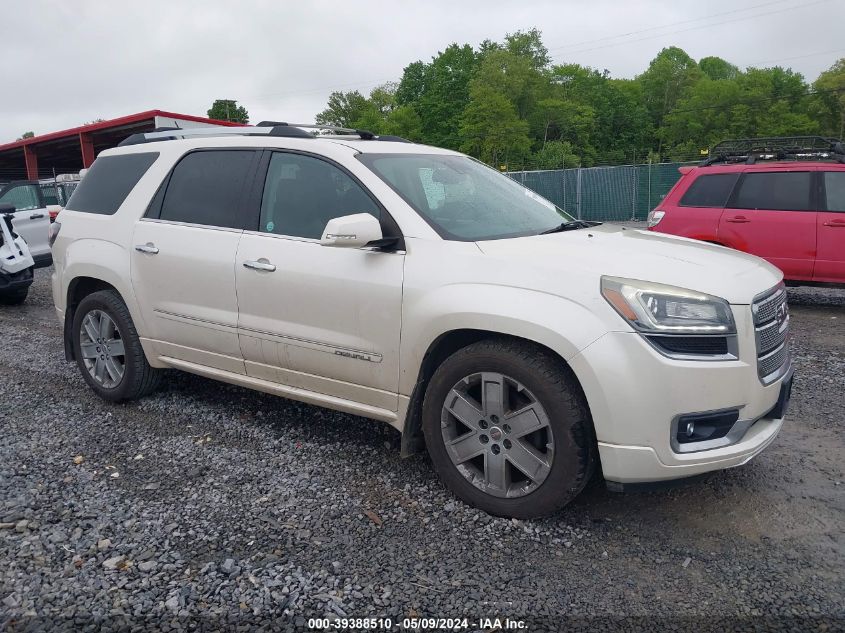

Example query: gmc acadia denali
[50,123,794,518]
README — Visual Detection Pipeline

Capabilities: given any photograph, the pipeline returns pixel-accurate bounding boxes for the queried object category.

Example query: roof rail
[118,122,410,147]
[702,136,845,166]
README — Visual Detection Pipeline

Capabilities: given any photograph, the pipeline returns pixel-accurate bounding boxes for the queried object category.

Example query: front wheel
[0,286,29,305]
[72,290,161,402]
[422,339,595,519]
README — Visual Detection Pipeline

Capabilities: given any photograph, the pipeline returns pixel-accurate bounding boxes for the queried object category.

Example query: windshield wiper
[539,220,602,235]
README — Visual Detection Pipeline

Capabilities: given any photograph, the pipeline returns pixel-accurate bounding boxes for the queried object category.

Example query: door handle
[823,220,845,227]
[243,259,276,272]
[29,213,45,220]
[134,243,159,254]
[726,216,750,224]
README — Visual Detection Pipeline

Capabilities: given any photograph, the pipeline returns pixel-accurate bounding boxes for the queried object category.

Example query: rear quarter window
[730,171,813,211]
[679,173,739,207]
[824,171,845,212]
[66,152,159,215]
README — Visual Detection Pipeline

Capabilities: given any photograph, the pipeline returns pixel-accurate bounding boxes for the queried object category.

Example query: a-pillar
[24,145,38,180]
[79,132,95,168]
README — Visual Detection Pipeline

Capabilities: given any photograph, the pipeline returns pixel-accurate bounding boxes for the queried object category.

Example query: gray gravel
[1,268,843,632]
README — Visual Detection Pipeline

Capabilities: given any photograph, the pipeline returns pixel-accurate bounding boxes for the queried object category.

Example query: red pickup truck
[648,137,845,286]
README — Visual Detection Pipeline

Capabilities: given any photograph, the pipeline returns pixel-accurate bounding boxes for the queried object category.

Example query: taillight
[647,209,666,228]
[48,221,61,247]
[46,204,62,223]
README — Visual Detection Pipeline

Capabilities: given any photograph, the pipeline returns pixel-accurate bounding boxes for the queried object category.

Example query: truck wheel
[422,339,595,518]
[0,287,29,305]
[72,290,161,402]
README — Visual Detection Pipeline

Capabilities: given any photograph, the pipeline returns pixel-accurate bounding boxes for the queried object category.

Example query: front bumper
[569,305,791,484]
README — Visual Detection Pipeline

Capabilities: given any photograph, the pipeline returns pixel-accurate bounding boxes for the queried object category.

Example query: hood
[476,224,782,304]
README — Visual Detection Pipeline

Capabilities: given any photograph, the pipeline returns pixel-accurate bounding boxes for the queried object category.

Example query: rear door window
[730,172,814,211]
[66,153,159,214]
[679,173,739,207]
[823,172,845,212]
[0,184,40,211]
[158,150,256,229]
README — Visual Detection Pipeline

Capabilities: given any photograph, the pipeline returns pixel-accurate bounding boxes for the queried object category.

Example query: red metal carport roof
[0,110,245,181]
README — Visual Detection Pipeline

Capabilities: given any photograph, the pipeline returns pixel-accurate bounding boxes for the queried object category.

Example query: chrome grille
[757,319,785,355]
[752,285,790,383]
[753,286,786,327]
[759,343,788,379]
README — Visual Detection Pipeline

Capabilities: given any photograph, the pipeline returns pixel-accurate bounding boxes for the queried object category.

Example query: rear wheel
[422,339,594,518]
[72,290,161,402]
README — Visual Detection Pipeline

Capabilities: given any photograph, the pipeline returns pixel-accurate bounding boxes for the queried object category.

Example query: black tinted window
[66,153,158,214]
[259,152,378,239]
[679,173,739,207]
[824,172,845,212]
[731,172,813,211]
[160,151,255,229]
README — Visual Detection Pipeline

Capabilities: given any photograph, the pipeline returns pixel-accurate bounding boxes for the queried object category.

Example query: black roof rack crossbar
[119,122,409,146]
[702,136,844,166]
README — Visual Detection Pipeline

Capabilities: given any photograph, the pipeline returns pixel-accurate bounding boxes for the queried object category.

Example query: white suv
[50,124,793,518]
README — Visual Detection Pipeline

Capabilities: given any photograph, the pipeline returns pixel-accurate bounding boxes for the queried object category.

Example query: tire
[72,289,161,402]
[0,286,29,305]
[422,338,595,519]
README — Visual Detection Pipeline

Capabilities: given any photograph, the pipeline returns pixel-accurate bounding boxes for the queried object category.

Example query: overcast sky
[3,0,843,142]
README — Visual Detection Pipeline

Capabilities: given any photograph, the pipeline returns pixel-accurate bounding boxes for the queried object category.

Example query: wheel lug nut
[479,434,489,444]
[490,414,499,424]
[502,424,511,434]
[478,420,488,429]
[491,444,501,454]
[503,439,512,449]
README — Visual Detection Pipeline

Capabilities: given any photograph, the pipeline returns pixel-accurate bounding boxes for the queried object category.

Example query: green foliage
[207,99,249,124]
[19,131,34,140]
[316,91,370,127]
[531,140,580,169]
[660,66,821,155]
[812,58,845,139]
[699,56,739,81]
[316,31,841,168]
[460,85,531,166]
[638,47,702,137]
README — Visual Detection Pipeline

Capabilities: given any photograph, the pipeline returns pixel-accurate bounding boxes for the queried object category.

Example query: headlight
[601,276,736,335]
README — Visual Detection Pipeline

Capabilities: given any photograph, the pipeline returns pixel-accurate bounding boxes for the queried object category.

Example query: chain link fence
[508,160,699,221]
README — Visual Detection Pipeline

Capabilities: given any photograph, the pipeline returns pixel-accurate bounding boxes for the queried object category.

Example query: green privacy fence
[508,161,698,221]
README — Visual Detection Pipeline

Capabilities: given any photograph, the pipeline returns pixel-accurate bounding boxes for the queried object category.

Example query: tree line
[312,29,845,170]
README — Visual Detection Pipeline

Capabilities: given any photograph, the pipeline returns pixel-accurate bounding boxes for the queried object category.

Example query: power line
[745,47,845,67]
[243,2,839,107]
[549,0,834,60]
[246,78,394,103]
[545,0,791,53]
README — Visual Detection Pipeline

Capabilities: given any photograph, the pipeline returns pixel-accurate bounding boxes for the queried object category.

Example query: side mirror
[320,213,382,248]
[0,203,16,214]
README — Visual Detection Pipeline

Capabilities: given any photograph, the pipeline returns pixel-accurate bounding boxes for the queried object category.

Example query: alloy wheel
[440,372,555,498]
[79,309,126,389]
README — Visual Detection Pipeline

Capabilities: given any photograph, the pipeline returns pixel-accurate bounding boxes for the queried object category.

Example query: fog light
[675,409,740,446]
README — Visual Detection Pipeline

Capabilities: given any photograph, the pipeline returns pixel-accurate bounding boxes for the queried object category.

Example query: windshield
[357,153,573,241]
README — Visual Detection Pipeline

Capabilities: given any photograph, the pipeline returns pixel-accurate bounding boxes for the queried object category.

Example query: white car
[49,124,793,518]
[0,181,55,267]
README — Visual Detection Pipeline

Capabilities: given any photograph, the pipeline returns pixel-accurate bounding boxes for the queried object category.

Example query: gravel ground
[1,268,843,632]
